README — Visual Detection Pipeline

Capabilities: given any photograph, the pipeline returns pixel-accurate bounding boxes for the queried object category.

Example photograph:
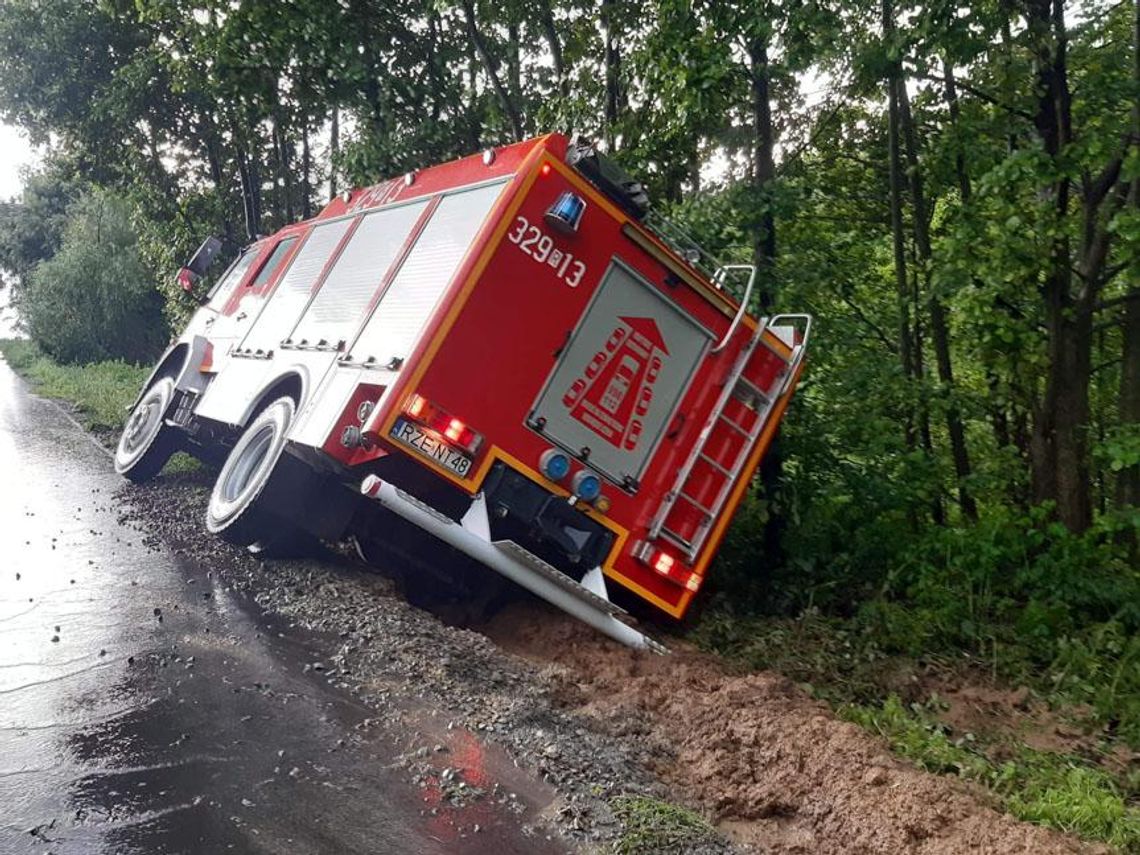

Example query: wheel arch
[128,342,190,411]
[238,368,307,428]
[127,336,218,412]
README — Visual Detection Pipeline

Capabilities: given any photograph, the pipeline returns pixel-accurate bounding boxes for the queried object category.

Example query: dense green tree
[0,0,1134,548]
[21,191,167,364]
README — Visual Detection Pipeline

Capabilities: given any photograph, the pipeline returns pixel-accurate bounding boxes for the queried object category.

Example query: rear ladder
[648,313,811,562]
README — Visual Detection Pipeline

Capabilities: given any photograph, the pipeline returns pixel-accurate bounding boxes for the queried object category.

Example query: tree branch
[1092,357,1123,375]
[839,293,899,354]
[916,72,1035,120]
[1095,289,1140,313]
[777,97,846,176]
[1084,149,1124,208]
[461,0,524,139]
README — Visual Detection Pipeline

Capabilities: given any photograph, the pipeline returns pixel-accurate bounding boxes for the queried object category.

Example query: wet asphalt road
[0,359,558,855]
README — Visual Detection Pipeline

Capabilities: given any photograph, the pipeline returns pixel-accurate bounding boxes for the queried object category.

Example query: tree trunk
[1033,275,1093,530]
[235,140,261,240]
[1025,0,1125,533]
[748,35,777,312]
[426,9,446,122]
[600,0,622,149]
[273,117,294,224]
[538,0,569,100]
[1117,0,1140,512]
[328,107,339,200]
[1119,292,1140,509]
[1026,0,1075,522]
[202,121,234,244]
[461,0,524,139]
[465,38,483,150]
[746,29,784,564]
[899,79,977,520]
[507,20,522,121]
[884,0,916,450]
[301,125,312,220]
[911,261,944,524]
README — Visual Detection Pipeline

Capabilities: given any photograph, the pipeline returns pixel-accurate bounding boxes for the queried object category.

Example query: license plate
[389,419,473,477]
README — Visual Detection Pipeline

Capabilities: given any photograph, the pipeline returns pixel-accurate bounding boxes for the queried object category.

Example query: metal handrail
[710,265,756,353]
[766,313,813,394]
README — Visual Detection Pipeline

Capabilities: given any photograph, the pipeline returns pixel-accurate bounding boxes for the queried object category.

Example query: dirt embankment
[119,469,1105,854]
[485,606,1107,855]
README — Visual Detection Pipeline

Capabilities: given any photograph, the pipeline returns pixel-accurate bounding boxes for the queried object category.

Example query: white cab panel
[240,220,353,354]
[290,200,429,349]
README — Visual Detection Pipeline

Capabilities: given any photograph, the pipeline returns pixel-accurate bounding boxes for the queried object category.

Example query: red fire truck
[115,134,810,651]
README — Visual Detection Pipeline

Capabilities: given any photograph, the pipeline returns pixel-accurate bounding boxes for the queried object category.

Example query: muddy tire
[206,397,294,546]
[114,377,178,483]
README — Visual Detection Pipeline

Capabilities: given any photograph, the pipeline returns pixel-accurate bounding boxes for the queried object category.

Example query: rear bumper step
[360,475,666,653]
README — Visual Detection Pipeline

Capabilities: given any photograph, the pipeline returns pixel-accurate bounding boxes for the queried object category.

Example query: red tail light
[634,542,702,593]
[402,394,483,455]
[444,418,465,442]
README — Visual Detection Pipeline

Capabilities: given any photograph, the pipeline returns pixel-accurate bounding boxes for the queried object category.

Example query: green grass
[686,605,905,705]
[611,795,720,854]
[0,338,149,434]
[841,696,1140,849]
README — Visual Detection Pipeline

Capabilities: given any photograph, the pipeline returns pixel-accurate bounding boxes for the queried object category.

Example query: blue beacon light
[544,191,586,234]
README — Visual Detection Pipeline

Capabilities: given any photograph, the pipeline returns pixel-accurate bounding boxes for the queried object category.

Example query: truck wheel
[115,377,177,483]
[206,397,294,545]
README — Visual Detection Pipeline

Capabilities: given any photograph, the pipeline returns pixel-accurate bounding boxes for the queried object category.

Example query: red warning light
[444,418,466,442]
[540,163,552,177]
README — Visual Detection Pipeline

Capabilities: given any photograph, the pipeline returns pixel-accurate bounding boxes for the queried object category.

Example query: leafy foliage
[19,192,167,364]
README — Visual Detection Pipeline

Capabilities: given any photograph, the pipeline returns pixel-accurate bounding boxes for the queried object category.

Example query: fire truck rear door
[529,259,712,489]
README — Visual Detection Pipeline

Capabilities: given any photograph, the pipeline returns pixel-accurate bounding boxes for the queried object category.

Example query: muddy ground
[110,460,1109,855]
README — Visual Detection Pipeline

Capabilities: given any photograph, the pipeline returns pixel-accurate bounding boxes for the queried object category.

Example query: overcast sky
[0,123,38,200]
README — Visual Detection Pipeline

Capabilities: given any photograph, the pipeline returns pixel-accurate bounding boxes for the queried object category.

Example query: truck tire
[205,396,294,545]
[114,377,177,483]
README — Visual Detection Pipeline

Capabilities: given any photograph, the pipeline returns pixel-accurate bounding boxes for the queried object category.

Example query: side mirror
[177,236,223,304]
[177,267,198,292]
[186,236,223,277]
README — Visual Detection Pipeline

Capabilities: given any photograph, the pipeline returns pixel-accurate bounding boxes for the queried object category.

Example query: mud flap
[360,475,667,653]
